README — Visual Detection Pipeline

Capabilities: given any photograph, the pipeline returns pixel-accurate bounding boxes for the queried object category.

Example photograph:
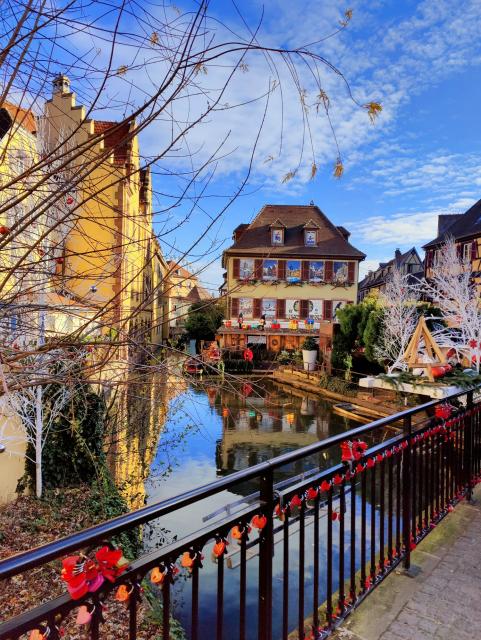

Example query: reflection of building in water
[214,382,343,492]
[0,399,26,504]
[105,365,171,510]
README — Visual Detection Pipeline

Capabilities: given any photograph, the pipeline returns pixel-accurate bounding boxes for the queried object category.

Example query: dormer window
[270,218,286,245]
[304,229,317,246]
[303,219,320,246]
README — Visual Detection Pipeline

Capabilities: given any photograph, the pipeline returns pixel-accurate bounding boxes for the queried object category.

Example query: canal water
[142,376,378,639]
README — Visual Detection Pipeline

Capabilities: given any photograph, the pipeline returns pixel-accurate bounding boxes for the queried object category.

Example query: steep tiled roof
[94,120,131,164]
[167,261,198,280]
[224,204,365,258]
[187,285,211,302]
[2,101,37,134]
[423,201,481,248]
[359,247,423,291]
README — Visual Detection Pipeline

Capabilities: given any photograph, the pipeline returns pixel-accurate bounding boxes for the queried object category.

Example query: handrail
[0,385,474,581]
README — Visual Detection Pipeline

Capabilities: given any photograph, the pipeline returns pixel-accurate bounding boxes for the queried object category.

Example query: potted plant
[301,336,318,371]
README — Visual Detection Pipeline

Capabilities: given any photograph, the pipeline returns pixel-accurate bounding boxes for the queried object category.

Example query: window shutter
[301,261,310,281]
[325,261,333,282]
[278,260,286,280]
[471,240,478,261]
[231,298,239,317]
[300,299,309,319]
[232,258,240,279]
[277,299,285,318]
[254,259,263,279]
[456,244,462,259]
[253,298,262,318]
[347,261,355,283]
[323,300,333,321]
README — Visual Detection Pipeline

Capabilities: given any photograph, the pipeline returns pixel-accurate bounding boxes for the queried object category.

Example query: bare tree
[421,236,481,372]
[375,266,418,374]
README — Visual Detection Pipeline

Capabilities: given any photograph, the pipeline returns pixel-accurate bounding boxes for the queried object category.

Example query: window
[239,258,254,279]
[309,300,322,320]
[239,298,253,317]
[262,259,278,281]
[333,261,348,284]
[286,260,301,283]
[261,298,277,318]
[304,230,317,246]
[463,243,471,261]
[309,260,325,282]
[271,228,284,245]
[332,300,347,321]
[286,300,300,318]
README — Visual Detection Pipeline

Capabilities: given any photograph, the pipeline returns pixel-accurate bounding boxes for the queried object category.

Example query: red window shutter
[278,260,286,280]
[471,240,478,261]
[347,261,355,283]
[301,261,310,281]
[232,258,240,279]
[323,300,333,321]
[277,299,285,318]
[231,298,239,317]
[300,299,309,319]
[254,259,263,279]
[253,298,262,317]
[325,261,333,282]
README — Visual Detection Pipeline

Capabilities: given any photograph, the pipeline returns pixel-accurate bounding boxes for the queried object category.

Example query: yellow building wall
[43,87,158,346]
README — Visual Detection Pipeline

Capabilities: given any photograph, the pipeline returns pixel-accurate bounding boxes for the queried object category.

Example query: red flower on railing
[61,545,129,600]
[320,480,332,492]
[435,403,453,419]
[305,486,318,501]
[340,439,368,462]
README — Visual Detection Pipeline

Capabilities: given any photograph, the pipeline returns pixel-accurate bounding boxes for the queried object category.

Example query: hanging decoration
[60,545,129,599]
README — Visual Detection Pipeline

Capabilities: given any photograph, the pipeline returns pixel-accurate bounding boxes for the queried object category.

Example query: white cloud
[354,210,440,246]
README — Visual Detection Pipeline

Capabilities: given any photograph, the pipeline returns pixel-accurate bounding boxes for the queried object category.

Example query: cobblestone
[380,493,481,640]
[334,486,481,640]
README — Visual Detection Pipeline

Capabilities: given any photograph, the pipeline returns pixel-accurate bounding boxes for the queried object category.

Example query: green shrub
[301,336,318,351]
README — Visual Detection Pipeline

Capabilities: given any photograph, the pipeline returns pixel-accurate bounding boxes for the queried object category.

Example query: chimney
[52,74,70,95]
[395,248,402,261]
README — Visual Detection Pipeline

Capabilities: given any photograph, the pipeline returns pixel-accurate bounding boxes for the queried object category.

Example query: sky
[34,0,481,292]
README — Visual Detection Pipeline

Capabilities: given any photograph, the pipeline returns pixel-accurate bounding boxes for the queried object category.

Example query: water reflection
[144,377,360,639]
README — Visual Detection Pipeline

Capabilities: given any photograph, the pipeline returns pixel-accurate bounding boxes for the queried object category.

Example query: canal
[142,376,376,639]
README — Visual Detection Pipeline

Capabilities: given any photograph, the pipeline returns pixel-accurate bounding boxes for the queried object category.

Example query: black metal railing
[1,387,480,640]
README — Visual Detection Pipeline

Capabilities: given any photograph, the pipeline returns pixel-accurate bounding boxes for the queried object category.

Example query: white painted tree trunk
[35,385,43,498]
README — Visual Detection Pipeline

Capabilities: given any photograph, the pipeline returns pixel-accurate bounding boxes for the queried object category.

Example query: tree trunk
[35,385,42,498]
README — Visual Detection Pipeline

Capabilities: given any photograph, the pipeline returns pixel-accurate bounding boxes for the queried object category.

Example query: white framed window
[271,228,284,245]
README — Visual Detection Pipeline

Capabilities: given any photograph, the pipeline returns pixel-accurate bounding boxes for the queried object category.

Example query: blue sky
[48,0,481,291]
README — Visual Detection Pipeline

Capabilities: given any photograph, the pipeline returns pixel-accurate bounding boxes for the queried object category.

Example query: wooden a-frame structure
[403,316,446,382]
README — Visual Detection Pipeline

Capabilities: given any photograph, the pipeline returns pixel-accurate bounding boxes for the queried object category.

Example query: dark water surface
[143,377,379,639]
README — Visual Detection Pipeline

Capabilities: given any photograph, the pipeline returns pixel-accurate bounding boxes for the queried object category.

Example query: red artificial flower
[376,453,384,463]
[320,480,331,492]
[290,494,302,508]
[331,512,338,521]
[355,463,364,474]
[366,458,375,468]
[306,486,318,501]
[385,449,393,458]
[340,441,353,462]
[333,474,344,486]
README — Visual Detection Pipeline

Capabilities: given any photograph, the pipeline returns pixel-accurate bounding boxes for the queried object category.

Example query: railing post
[402,415,412,570]
[465,390,474,501]
[258,467,274,640]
